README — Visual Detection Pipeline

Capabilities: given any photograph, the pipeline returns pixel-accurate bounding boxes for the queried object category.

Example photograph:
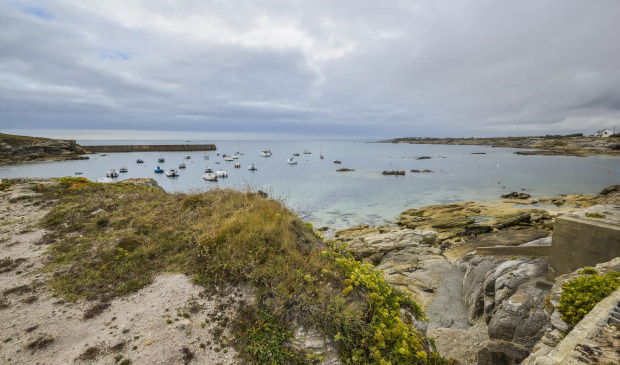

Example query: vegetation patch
[585,212,606,219]
[557,269,620,327]
[26,334,54,350]
[36,178,449,364]
[0,180,12,191]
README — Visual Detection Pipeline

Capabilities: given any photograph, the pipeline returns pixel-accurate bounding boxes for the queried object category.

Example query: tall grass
[36,177,450,364]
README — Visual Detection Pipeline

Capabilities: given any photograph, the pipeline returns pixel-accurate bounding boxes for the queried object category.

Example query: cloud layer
[2,0,620,139]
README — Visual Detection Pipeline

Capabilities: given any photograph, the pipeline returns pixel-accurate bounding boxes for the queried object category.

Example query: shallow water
[1,139,618,231]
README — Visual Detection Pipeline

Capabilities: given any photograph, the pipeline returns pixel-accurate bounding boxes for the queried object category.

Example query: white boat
[260,150,272,157]
[165,169,179,177]
[106,169,119,178]
[178,163,186,169]
[287,157,297,165]
[184,154,191,159]
[303,150,311,154]
[232,154,239,159]
[202,167,217,181]
[224,156,234,162]
[97,177,114,183]
[248,163,258,171]
[216,169,228,178]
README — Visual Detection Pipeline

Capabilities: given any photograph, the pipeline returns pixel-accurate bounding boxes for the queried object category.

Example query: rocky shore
[0,133,89,165]
[334,185,620,364]
[380,135,620,157]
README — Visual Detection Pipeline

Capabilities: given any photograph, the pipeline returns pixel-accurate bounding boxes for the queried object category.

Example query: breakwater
[85,144,216,153]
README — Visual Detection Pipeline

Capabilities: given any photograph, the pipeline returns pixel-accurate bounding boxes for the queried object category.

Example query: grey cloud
[1,0,620,139]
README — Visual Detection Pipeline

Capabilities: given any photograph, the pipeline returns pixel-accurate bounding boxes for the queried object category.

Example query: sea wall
[550,215,620,277]
[85,144,216,153]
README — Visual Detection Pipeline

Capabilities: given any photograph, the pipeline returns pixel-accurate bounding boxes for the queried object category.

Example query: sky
[1,0,620,140]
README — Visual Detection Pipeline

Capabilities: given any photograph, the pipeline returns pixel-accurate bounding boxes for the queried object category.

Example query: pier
[85,144,216,153]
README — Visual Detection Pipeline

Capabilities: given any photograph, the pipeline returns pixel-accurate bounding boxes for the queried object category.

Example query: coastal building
[593,128,614,138]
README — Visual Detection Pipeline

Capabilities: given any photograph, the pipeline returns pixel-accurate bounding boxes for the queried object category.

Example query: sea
[1,139,619,232]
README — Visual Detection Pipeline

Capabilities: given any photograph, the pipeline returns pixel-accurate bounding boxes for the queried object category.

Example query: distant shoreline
[379,135,620,157]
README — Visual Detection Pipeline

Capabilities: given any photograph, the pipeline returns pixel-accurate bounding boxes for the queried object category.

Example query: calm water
[2,139,618,231]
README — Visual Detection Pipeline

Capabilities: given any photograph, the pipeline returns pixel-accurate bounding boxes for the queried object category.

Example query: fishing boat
[154,166,164,173]
[216,169,228,178]
[202,167,217,181]
[320,154,324,159]
[119,167,128,173]
[333,159,342,164]
[287,157,297,165]
[248,163,258,171]
[184,154,191,159]
[234,162,241,168]
[74,172,83,175]
[260,150,272,157]
[136,159,144,163]
[106,169,119,178]
[178,163,186,169]
[165,169,180,177]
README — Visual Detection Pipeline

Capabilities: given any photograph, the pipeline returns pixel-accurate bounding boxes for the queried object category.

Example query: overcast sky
[1,0,620,140]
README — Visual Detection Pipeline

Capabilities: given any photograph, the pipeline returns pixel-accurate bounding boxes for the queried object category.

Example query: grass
[36,177,450,364]
[0,132,51,147]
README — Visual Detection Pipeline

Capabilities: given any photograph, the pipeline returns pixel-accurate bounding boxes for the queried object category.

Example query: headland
[381,135,620,157]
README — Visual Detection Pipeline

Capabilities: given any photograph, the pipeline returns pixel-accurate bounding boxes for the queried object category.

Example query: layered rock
[0,133,89,164]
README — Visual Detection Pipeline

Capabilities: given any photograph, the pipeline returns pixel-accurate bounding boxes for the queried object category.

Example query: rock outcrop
[0,134,89,164]
[335,227,448,309]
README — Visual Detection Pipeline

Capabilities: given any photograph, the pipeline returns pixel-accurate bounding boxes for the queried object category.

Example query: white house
[593,129,614,138]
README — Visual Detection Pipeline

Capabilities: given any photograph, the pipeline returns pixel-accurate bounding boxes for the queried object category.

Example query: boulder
[476,339,531,365]
[501,192,531,200]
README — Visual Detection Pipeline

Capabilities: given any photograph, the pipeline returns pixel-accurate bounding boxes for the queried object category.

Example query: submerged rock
[382,170,405,175]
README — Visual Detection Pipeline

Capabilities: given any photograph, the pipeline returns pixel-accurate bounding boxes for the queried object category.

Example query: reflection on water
[1,139,618,232]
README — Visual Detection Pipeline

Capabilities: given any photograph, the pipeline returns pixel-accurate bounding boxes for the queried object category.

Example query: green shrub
[557,271,619,327]
[0,181,12,191]
[585,213,606,219]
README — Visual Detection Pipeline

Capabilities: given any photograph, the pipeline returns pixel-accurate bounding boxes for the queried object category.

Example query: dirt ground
[0,181,248,365]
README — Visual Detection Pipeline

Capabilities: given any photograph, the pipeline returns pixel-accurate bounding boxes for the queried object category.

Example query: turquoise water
[1,140,618,231]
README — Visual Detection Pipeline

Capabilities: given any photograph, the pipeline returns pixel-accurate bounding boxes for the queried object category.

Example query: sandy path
[0,181,246,364]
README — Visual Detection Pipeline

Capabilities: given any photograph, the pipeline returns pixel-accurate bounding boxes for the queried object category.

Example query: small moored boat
[202,167,217,181]
[333,159,342,164]
[136,159,144,164]
[184,154,191,159]
[303,150,311,154]
[248,163,258,171]
[165,169,179,177]
[224,156,234,161]
[203,153,209,159]
[158,157,165,163]
[106,169,119,178]
[234,162,241,168]
[154,166,164,173]
[293,153,300,156]
[260,150,272,157]
[216,169,228,178]
[287,157,297,165]
[119,167,128,173]
[178,163,186,169]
